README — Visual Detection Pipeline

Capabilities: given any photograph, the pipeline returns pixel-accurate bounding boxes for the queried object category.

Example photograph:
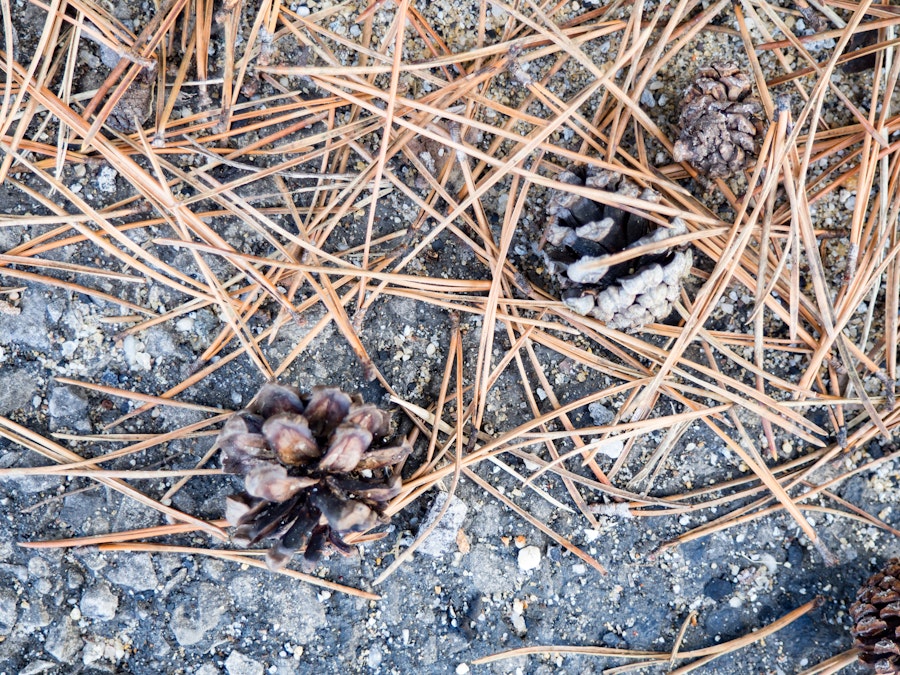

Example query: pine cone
[850,558,900,673]
[673,61,765,179]
[541,165,692,331]
[216,383,411,570]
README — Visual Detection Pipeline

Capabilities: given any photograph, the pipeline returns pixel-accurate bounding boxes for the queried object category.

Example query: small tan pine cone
[672,61,765,179]
[850,558,900,673]
[541,165,692,331]
[216,383,411,570]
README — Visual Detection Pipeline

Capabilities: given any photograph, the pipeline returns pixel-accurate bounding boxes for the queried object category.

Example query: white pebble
[175,316,194,332]
[596,439,624,459]
[518,545,541,571]
[97,165,118,194]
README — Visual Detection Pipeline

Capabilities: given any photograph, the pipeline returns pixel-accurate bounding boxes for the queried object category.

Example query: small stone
[45,617,84,662]
[48,386,90,432]
[0,290,50,350]
[20,660,57,675]
[97,165,118,193]
[588,402,614,426]
[367,648,383,669]
[82,639,105,665]
[0,369,38,416]
[517,545,541,571]
[171,582,229,646]
[18,598,51,631]
[225,650,264,675]
[456,665,470,675]
[0,588,17,635]
[417,493,469,557]
[80,583,119,620]
[122,335,152,371]
[105,553,159,592]
[175,316,194,332]
[107,69,153,132]
[596,439,624,459]
[27,556,50,578]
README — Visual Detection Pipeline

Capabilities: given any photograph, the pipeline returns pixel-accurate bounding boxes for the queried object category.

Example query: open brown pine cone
[850,558,900,673]
[672,61,766,179]
[541,165,692,331]
[216,382,411,571]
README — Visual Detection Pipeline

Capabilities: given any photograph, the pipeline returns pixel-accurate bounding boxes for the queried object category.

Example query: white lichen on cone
[541,165,693,331]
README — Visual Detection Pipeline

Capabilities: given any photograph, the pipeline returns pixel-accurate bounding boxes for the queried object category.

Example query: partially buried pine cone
[216,383,411,570]
[850,558,900,673]
[673,61,765,179]
[542,165,692,331]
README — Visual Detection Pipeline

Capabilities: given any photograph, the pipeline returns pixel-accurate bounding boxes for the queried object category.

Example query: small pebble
[175,316,194,332]
[80,584,118,621]
[518,545,541,571]
[97,166,118,194]
[225,650,264,675]
[596,439,624,459]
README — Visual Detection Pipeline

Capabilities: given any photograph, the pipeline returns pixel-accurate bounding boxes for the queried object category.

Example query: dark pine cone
[542,165,692,331]
[673,61,765,179]
[850,558,900,673]
[216,383,411,571]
